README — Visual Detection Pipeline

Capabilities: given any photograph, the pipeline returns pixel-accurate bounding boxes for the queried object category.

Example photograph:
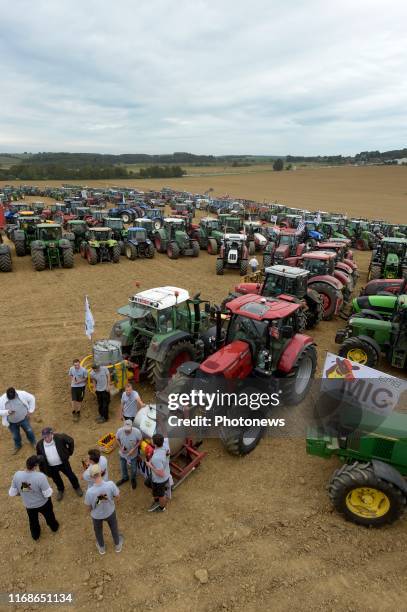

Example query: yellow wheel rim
[347,348,368,364]
[346,487,390,519]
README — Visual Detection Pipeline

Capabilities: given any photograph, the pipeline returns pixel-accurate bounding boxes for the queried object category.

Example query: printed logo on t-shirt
[21,482,32,492]
[101,470,106,477]
[96,494,108,505]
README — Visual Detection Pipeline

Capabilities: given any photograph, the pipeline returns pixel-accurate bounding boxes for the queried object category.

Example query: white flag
[81,190,88,199]
[85,296,95,339]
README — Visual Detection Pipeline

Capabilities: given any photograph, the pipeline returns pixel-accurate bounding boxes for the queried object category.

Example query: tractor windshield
[279,235,293,245]
[303,258,328,275]
[39,227,61,241]
[107,219,123,229]
[130,229,147,242]
[227,314,268,345]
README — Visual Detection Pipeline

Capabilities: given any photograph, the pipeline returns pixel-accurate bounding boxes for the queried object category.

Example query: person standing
[84,464,123,555]
[115,420,142,489]
[36,427,83,502]
[119,383,144,422]
[90,364,111,423]
[9,455,59,540]
[68,359,88,422]
[0,387,36,454]
[249,256,259,273]
[146,433,171,513]
[82,448,109,489]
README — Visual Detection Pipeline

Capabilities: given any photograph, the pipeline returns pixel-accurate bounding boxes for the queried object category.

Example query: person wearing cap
[120,383,144,422]
[90,363,111,423]
[82,448,109,489]
[68,358,88,422]
[0,387,36,454]
[115,420,142,489]
[36,428,83,502]
[9,455,59,540]
[84,463,123,555]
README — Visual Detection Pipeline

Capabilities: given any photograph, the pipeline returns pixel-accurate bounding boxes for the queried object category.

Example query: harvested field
[0,173,406,612]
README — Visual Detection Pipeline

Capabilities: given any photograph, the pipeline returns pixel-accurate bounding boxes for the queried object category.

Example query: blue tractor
[143,208,164,229]
[124,227,155,260]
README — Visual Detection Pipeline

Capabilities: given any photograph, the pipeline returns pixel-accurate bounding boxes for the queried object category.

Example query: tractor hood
[254,232,267,247]
[199,340,252,379]
[234,282,262,295]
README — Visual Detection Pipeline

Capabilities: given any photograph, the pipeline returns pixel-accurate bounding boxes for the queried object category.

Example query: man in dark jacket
[36,427,83,502]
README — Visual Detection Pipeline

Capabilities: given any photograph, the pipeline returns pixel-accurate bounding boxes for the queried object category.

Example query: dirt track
[1,179,407,612]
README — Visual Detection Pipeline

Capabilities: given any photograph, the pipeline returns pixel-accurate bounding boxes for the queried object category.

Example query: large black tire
[328,462,406,527]
[153,219,163,230]
[207,238,218,255]
[87,246,98,265]
[154,236,165,253]
[216,259,224,275]
[126,244,138,260]
[119,240,125,255]
[15,240,26,257]
[401,265,407,280]
[240,259,248,276]
[339,337,379,367]
[32,249,46,271]
[263,253,272,268]
[0,251,12,272]
[112,244,121,263]
[248,241,255,256]
[220,405,266,456]
[62,248,74,269]
[304,290,324,329]
[368,264,381,281]
[146,244,155,258]
[191,240,200,257]
[309,281,340,320]
[167,242,180,259]
[279,344,317,406]
[296,309,307,332]
[120,212,132,224]
[147,340,203,390]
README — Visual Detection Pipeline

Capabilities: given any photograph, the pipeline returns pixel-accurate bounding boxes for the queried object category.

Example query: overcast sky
[1,0,406,155]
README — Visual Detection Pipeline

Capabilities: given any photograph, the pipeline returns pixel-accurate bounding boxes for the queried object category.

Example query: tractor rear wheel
[216,259,224,275]
[126,244,138,260]
[240,259,248,276]
[167,242,180,259]
[119,240,125,255]
[263,253,272,268]
[339,337,379,367]
[112,244,121,263]
[154,236,164,253]
[309,282,340,320]
[62,248,74,268]
[220,404,266,456]
[146,244,155,258]
[280,344,317,406]
[328,462,406,526]
[207,238,218,255]
[15,240,26,256]
[147,340,203,390]
[368,264,381,281]
[191,240,200,257]
[304,290,324,328]
[355,238,368,251]
[32,249,46,271]
[87,247,98,265]
[120,212,132,224]
[0,250,12,272]
[248,241,255,256]
[153,219,163,230]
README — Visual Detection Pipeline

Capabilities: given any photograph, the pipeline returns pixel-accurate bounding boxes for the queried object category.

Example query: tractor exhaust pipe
[215,307,223,349]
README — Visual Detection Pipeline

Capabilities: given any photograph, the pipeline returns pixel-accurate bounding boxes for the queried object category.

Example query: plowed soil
[0,172,406,612]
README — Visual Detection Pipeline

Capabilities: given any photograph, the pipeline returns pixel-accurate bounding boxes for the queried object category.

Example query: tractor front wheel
[62,248,74,268]
[112,244,121,263]
[32,249,46,271]
[87,247,98,265]
[216,259,224,275]
[280,344,317,406]
[126,244,138,260]
[207,238,218,255]
[146,244,155,258]
[328,462,406,527]
[15,240,26,257]
[191,240,200,257]
[167,243,180,259]
[240,259,248,276]
[368,264,381,281]
[263,253,272,268]
[339,337,379,367]
[0,250,12,272]
[309,282,340,320]
[220,404,266,456]
[119,240,125,255]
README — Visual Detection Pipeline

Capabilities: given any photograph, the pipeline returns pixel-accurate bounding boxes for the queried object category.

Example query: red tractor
[159,293,317,455]
[360,277,407,297]
[314,240,358,283]
[271,228,307,266]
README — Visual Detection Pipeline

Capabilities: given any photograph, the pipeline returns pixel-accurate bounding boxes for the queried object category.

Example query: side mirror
[281,325,294,339]
[204,303,211,314]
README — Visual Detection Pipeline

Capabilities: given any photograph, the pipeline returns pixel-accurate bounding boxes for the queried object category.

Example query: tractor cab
[72,206,91,219]
[201,217,221,231]
[35,223,63,242]
[103,217,125,231]
[218,214,242,233]
[88,227,113,243]
[127,227,148,243]
[137,218,154,238]
[164,217,187,238]
[302,251,336,276]
[18,215,41,235]
[273,229,305,263]
[263,265,310,299]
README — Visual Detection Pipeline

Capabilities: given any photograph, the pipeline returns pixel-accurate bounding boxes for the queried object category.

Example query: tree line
[0,163,186,180]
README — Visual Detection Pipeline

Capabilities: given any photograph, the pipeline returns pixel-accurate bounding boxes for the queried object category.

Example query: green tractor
[368,237,407,281]
[65,219,88,252]
[30,223,74,271]
[109,286,217,389]
[306,412,407,526]
[10,214,42,256]
[154,217,200,259]
[194,217,224,254]
[218,214,255,254]
[344,220,375,251]
[103,217,128,254]
[335,295,407,369]
[80,227,121,265]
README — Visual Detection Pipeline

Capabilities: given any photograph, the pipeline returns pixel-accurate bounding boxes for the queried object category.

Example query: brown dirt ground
[0,176,406,612]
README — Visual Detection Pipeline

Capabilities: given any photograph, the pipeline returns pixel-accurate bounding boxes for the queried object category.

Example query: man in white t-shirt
[68,359,88,422]
[120,383,144,422]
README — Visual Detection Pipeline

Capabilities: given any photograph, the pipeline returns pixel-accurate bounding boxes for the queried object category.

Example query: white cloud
[0,0,406,154]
